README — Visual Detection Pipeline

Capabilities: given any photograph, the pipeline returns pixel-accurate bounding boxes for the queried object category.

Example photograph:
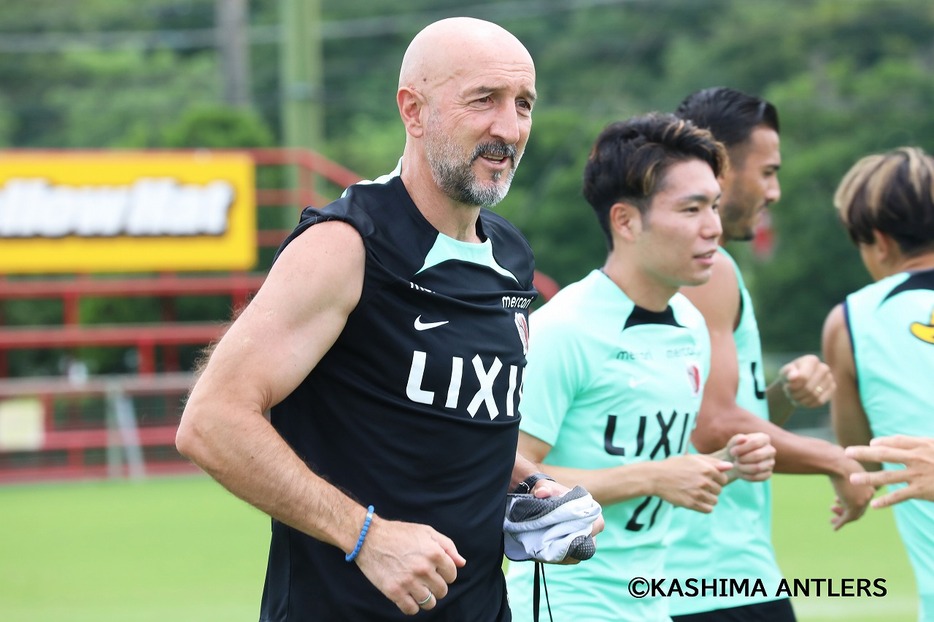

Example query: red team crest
[687,363,701,396]
[515,312,529,356]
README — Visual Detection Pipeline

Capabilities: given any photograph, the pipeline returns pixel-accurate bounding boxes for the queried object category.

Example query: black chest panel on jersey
[260,177,536,621]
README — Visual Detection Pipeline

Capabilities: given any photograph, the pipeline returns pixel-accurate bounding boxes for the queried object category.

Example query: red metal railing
[0,149,559,482]
[0,148,362,378]
[0,148,360,481]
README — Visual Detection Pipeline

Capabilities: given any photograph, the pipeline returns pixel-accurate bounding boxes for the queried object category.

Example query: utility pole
[216,0,252,108]
[279,0,323,151]
[278,0,324,227]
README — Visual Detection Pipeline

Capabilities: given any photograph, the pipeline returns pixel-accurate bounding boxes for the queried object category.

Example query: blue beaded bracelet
[345,505,374,562]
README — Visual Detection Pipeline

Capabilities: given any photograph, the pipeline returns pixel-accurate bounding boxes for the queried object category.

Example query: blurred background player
[823,146,934,621]
[664,87,875,622]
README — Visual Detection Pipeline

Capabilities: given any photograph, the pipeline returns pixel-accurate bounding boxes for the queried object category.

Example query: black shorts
[671,598,796,622]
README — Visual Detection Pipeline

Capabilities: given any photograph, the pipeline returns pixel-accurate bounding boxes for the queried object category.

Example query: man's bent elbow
[175,405,210,465]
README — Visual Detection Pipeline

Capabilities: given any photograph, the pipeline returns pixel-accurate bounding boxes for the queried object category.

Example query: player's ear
[610,201,642,242]
[869,228,907,270]
[398,86,426,138]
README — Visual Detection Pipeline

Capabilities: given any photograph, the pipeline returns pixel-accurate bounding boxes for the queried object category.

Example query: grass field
[0,474,919,621]
[771,474,917,621]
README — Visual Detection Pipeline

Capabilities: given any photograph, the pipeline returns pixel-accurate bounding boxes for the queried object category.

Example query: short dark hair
[834,147,934,256]
[582,112,726,249]
[675,87,779,151]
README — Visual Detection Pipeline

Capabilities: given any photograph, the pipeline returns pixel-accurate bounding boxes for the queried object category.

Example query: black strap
[532,561,553,622]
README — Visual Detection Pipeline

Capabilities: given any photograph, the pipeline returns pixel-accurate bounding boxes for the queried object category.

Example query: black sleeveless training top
[259,175,537,621]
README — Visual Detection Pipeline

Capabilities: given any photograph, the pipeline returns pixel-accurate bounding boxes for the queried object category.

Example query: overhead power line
[0,0,635,54]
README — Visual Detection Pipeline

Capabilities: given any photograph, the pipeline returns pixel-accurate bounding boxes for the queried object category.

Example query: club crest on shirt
[515,312,529,356]
[686,362,701,396]
[909,307,934,345]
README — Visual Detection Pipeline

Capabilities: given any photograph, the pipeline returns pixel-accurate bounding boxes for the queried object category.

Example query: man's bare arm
[177,222,464,615]
[683,254,873,530]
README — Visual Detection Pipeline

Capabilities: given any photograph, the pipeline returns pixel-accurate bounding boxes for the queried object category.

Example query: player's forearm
[511,451,545,491]
[177,396,365,554]
[519,462,653,507]
[769,426,858,477]
[766,381,795,426]
[693,406,852,477]
[691,403,767,453]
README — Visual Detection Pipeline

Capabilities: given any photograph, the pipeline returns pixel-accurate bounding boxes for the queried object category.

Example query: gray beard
[426,139,520,208]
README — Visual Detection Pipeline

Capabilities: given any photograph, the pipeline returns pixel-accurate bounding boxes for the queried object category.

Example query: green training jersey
[846,269,934,621]
[505,269,710,622]
[664,247,785,615]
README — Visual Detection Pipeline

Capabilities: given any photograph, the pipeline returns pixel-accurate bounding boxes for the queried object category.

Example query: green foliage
[0,95,14,146]
[496,107,608,287]
[3,0,934,359]
[756,44,934,350]
[160,104,275,148]
[26,49,222,148]
[0,0,215,32]
[320,114,404,180]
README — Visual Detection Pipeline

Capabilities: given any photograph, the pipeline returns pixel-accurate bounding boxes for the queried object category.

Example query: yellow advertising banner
[0,151,256,273]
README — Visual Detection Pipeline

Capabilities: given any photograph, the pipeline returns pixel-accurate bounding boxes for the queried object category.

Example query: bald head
[399,17,535,94]
[395,17,536,212]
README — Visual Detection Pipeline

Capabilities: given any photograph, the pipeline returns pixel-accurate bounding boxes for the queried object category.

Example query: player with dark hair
[505,112,775,621]
[664,87,875,622]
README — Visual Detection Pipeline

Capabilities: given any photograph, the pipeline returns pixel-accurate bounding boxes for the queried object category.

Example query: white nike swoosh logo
[628,377,648,388]
[414,315,449,331]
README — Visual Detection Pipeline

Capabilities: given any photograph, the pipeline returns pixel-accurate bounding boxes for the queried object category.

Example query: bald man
[176,17,596,621]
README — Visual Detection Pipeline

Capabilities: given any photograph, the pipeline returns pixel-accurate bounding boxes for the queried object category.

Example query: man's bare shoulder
[822,303,847,337]
[276,220,364,268]
[263,220,365,314]
[821,303,852,370]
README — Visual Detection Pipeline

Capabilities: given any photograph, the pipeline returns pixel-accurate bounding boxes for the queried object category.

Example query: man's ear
[871,228,898,264]
[397,87,426,138]
[609,201,642,242]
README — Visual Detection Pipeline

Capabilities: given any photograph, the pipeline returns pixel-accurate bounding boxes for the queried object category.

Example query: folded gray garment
[503,485,601,563]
